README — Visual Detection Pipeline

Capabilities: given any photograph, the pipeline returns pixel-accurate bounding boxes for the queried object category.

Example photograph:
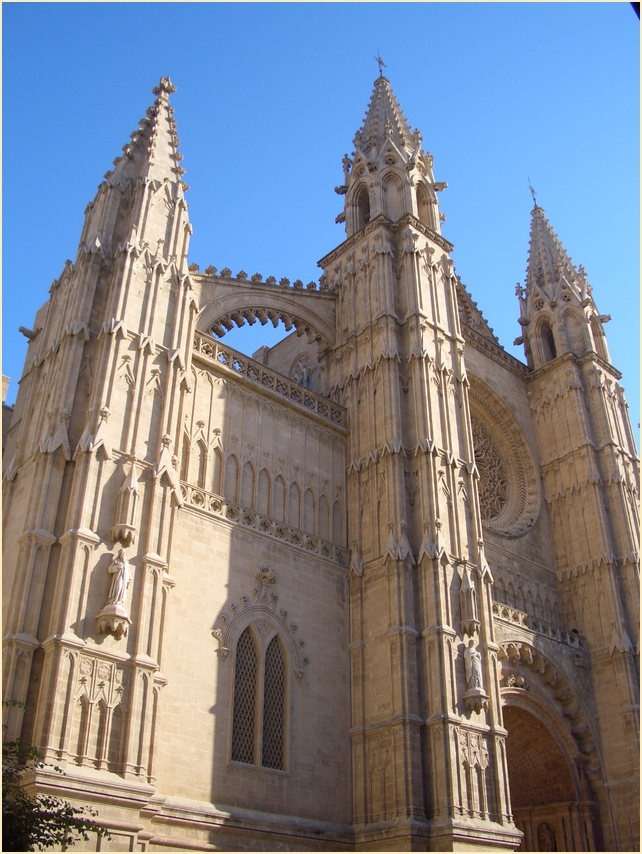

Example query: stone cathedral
[2,76,639,853]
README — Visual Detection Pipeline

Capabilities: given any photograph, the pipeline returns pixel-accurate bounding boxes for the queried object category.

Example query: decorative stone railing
[492,601,586,650]
[193,332,347,429]
[180,483,350,569]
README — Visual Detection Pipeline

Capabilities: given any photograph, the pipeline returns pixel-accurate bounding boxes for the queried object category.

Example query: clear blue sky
[3,3,639,442]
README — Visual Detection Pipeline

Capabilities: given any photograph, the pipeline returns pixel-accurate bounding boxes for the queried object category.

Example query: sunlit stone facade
[2,76,639,852]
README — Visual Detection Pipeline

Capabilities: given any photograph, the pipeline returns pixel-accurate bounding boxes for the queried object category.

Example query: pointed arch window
[211,447,223,495]
[416,184,433,228]
[195,440,207,488]
[383,174,403,222]
[180,434,190,482]
[241,462,255,508]
[539,320,557,363]
[224,455,239,502]
[356,185,370,230]
[230,626,286,771]
[257,469,270,516]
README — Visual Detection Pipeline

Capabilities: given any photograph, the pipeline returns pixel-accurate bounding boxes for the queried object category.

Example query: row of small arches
[68,695,125,771]
[181,439,346,546]
[493,577,559,625]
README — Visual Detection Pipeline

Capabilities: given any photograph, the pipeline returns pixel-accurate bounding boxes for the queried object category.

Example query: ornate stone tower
[516,204,640,851]
[320,74,520,850]
[2,77,195,777]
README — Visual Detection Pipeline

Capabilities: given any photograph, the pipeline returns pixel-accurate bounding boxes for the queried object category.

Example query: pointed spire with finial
[78,77,191,262]
[516,199,610,369]
[525,203,584,300]
[106,76,187,189]
[339,74,444,236]
[355,73,417,158]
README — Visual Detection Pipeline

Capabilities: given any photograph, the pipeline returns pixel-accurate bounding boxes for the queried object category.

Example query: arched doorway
[503,705,596,851]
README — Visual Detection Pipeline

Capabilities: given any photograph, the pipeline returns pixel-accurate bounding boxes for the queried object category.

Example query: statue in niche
[537,822,557,851]
[96,549,132,639]
[464,640,483,690]
[107,549,131,606]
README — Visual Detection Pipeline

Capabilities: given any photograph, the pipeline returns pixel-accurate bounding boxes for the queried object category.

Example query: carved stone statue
[96,549,132,639]
[537,821,557,852]
[106,549,131,606]
[464,640,483,690]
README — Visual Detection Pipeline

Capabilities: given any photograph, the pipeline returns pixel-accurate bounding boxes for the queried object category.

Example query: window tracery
[291,353,312,389]
[262,637,285,769]
[471,417,508,521]
[230,625,286,771]
[231,628,257,764]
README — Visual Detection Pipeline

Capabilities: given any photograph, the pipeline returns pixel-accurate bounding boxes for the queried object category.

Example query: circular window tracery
[469,375,541,538]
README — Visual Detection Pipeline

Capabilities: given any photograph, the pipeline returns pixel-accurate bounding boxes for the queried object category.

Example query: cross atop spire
[528,179,538,208]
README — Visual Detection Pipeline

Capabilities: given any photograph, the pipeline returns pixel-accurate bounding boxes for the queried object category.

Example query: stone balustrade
[193,332,346,429]
[492,601,586,650]
[180,482,350,569]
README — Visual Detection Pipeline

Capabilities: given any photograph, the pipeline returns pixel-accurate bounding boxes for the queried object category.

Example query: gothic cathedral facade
[3,77,639,852]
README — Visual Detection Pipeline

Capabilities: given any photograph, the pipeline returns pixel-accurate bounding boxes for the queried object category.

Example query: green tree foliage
[2,701,110,852]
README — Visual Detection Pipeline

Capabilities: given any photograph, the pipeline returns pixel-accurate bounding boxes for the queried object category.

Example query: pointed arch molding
[211,567,309,681]
[194,279,337,349]
[468,374,541,537]
[498,640,601,785]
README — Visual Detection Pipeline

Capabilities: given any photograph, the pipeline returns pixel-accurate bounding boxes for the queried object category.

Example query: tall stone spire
[338,77,446,237]
[1,78,198,751]
[523,201,640,844]
[524,205,585,301]
[516,204,610,369]
[355,75,418,158]
[78,76,190,263]
[106,77,186,188]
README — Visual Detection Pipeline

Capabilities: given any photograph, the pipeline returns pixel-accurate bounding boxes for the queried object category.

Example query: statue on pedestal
[96,549,132,639]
